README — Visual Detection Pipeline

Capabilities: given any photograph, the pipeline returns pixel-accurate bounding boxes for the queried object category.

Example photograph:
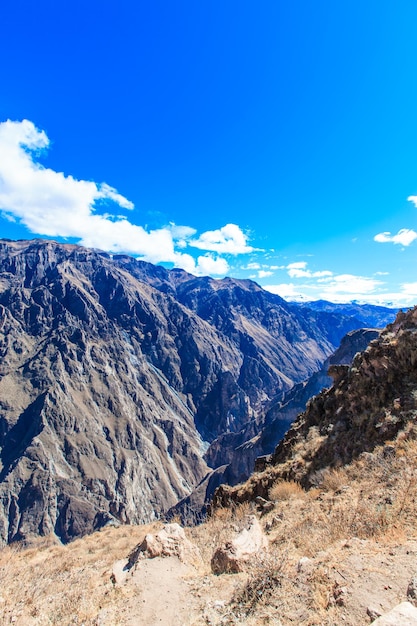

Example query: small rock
[297,557,312,573]
[127,523,201,567]
[110,558,129,585]
[408,575,417,606]
[332,584,348,607]
[265,513,283,532]
[383,445,395,458]
[255,496,275,515]
[213,600,225,609]
[367,606,383,621]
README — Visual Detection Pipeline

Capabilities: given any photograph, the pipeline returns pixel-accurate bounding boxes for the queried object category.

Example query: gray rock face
[0,239,398,544]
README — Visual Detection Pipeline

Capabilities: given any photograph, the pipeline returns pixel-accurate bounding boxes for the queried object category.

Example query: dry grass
[0,523,161,625]
[269,480,304,502]
[311,467,348,492]
[226,549,287,620]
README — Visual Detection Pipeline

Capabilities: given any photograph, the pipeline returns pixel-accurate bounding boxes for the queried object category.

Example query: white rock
[211,514,267,574]
[372,602,417,625]
[128,523,201,565]
[297,556,312,573]
[111,558,129,585]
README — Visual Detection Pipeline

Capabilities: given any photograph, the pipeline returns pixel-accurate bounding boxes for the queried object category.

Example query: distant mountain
[293,299,400,328]
[0,239,399,544]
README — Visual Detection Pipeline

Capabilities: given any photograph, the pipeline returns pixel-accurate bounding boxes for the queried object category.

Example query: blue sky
[1,1,417,306]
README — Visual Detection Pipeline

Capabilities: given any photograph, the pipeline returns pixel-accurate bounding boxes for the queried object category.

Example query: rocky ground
[1,436,417,625]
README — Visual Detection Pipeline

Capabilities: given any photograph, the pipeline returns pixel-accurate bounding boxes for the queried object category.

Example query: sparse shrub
[314,468,347,493]
[269,480,304,502]
[228,550,286,618]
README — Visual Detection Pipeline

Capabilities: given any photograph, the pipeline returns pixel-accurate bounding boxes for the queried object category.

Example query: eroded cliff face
[0,239,398,543]
[0,241,221,542]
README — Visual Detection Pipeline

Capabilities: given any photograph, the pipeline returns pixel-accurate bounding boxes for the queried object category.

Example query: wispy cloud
[374,229,417,246]
[263,283,305,299]
[285,261,332,279]
[315,273,382,298]
[0,119,255,277]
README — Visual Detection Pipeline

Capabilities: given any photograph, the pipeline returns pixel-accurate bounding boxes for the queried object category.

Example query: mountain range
[0,239,398,544]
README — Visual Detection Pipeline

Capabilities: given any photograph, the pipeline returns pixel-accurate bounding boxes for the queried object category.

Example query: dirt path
[125,557,200,626]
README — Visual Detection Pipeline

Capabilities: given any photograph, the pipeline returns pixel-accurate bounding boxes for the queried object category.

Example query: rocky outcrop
[207,327,381,473]
[127,523,200,565]
[372,602,417,625]
[0,239,398,544]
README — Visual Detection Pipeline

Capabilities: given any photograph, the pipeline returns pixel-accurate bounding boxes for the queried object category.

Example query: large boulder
[127,523,201,566]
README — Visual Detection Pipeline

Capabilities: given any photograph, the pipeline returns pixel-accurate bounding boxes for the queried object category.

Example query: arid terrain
[1,433,417,625]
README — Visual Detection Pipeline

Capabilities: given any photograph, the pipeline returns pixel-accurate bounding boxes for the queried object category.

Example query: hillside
[1,407,417,624]
[170,328,380,522]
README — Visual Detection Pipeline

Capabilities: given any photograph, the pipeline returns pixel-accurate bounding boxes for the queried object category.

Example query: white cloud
[286,261,332,279]
[0,119,251,277]
[288,268,333,279]
[407,195,417,207]
[287,261,307,270]
[258,270,273,278]
[264,272,388,305]
[374,229,417,246]
[190,223,254,254]
[317,274,382,296]
[195,254,229,276]
[400,281,417,296]
[167,223,197,249]
[168,223,197,240]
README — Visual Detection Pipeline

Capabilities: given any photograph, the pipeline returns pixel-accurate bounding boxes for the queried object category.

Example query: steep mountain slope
[0,239,399,544]
[250,327,381,465]
[213,306,417,508]
[170,328,380,521]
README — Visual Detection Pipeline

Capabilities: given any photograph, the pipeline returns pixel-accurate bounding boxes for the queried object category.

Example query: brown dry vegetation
[1,433,417,625]
[0,523,161,625]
